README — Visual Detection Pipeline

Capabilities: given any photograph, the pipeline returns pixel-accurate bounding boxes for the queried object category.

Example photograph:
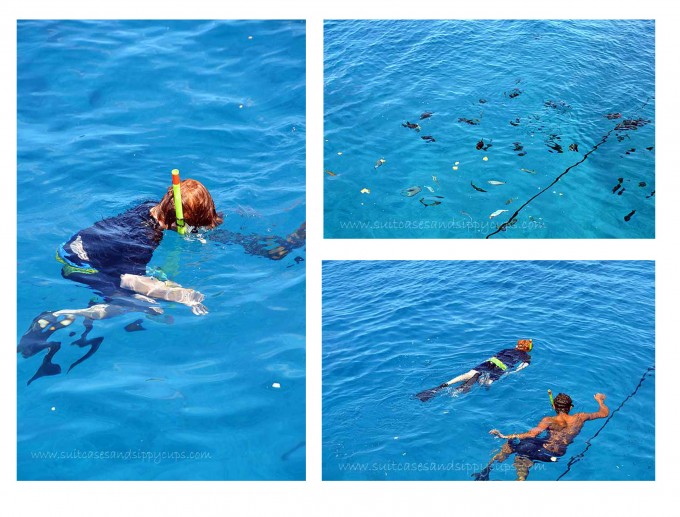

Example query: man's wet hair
[554,393,573,414]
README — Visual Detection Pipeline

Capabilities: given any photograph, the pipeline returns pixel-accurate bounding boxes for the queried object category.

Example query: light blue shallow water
[324,20,655,238]
[323,261,655,480]
[17,20,306,480]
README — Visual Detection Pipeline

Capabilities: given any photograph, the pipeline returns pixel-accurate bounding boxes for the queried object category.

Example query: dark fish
[618,188,626,196]
[509,118,520,126]
[615,118,651,131]
[458,117,480,125]
[624,210,636,222]
[646,191,655,198]
[646,146,654,151]
[124,319,145,332]
[547,141,563,153]
[618,177,624,183]
[471,181,487,193]
[513,142,523,152]
[420,111,434,120]
[476,139,484,150]
[421,135,436,143]
[402,121,421,131]
[569,143,579,152]
[612,184,621,194]
[507,88,522,98]
[294,256,305,264]
[517,152,526,156]
[605,113,622,120]
[544,99,571,111]
[625,148,636,155]
[639,182,647,187]
[479,99,487,104]
[419,197,442,207]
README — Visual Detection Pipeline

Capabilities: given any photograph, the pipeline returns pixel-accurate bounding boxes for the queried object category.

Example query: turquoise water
[324,20,655,238]
[322,261,655,480]
[17,20,306,480]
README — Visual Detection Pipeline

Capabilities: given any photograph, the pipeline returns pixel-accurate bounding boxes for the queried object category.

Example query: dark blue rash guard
[58,201,163,296]
[473,348,532,381]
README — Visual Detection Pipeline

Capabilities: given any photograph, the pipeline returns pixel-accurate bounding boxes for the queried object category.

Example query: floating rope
[486,97,653,239]
[555,366,655,481]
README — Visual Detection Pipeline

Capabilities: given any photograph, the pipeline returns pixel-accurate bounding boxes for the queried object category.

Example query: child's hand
[190,302,208,316]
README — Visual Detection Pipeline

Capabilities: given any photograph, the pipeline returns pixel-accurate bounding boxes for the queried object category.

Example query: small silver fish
[425,186,435,193]
[401,186,422,197]
[489,209,508,220]
[487,180,506,185]
[374,158,386,169]
[521,168,537,174]
[432,175,440,187]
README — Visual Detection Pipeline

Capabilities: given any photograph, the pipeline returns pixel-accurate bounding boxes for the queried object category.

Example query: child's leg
[53,303,120,320]
[444,369,479,386]
[119,274,208,315]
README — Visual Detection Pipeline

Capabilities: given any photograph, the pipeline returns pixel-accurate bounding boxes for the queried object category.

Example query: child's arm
[209,222,306,261]
[120,274,208,315]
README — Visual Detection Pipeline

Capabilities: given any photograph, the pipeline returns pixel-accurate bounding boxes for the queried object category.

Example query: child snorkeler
[18,176,306,384]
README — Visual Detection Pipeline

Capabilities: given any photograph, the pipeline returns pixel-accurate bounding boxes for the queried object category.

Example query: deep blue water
[324,20,655,238]
[323,261,655,480]
[17,20,306,480]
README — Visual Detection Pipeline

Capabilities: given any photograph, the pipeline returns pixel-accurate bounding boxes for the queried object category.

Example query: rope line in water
[555,366,655,481]
[485,128,615,239]
[486,96,653,239]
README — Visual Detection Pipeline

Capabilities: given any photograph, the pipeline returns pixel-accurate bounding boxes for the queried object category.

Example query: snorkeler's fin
[27,343,62,385]
[68,337,103,373]
[67,318,103,373]
[415,383,448,402]
[18,311,60,358]
[472,465,492,481]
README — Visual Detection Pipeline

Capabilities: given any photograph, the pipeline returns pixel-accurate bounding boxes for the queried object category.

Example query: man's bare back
[476,393,609,480]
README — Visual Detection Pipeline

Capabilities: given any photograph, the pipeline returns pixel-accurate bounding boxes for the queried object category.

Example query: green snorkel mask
[171,169,186,235]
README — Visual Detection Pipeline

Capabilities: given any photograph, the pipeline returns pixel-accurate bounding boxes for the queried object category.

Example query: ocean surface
[322,261,655,480]
[17,20,306,480]
[324,20,655,238]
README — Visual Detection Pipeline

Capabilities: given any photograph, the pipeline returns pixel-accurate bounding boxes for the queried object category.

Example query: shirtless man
[473,392,609,480]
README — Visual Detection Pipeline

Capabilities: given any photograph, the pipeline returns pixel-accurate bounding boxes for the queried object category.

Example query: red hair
[155,179,223,229]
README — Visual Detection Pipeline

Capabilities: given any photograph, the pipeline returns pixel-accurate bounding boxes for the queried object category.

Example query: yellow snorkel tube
[548,389,555,410]
[171,169,186,235]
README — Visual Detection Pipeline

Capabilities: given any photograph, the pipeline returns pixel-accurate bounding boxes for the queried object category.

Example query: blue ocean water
[324,20,655,238]
[17,20,306,480]
[322,261,655,480]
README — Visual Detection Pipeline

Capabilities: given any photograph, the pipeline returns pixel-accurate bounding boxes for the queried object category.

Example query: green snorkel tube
[171,169,186,235]
[548,389,556,411]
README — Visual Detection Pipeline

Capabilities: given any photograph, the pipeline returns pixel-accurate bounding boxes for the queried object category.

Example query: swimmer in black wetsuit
[473,392,609,481]
[18,178,306,384]
[416,339,532,402]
